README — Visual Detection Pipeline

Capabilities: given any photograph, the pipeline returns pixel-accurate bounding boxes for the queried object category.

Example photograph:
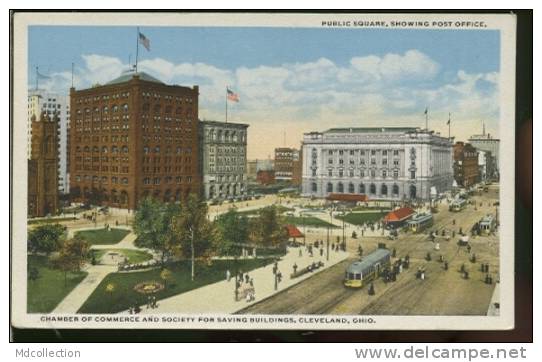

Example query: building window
[393,170,399,179]
[311,182,317,192]
[348,183,355,193]
[337,182,344,193]
[327,183,333,193]
[339,150,344,155]
[359,183,365,194]
[393,184,399,196]
[393,150,399,156]
[371,170,376,178]
[339,170,344,177]
[328,169,333,177]
[312,169,317,177]
[410,171,416,179]
[382,170,387,178]
[349,150,354,155]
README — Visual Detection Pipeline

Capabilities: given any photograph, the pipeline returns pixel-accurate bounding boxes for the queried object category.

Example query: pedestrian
[293,263,298,274]
[368,283,375,295]
[277,270,282,283]
[467,244,472,253]
[298,248,302,257]
[245,273,250,284]
[226,269,231,282]
[146,296,151,309]
[320,248,324,257]
[444,261,449,270]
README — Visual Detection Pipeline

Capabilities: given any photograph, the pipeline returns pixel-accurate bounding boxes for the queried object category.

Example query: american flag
[227,88,240,102]
[139,32,150,51]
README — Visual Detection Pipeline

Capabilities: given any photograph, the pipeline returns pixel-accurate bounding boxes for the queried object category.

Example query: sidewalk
[132,246,349,314]
[53,264,117,314]
[53,231,142,313]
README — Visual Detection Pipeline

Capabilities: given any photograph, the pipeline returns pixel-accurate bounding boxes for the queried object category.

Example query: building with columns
[301,127,454,200]
[198,120,249,199]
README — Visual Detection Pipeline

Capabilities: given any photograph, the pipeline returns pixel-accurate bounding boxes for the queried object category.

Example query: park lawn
[334,212,384,226]
[351,205,390,212]
[28,217,77,225]
[27,255,88,313]
[93,249,153,264]
[78,258,275,314]
[283,216,339,229]
[75,228,130,245]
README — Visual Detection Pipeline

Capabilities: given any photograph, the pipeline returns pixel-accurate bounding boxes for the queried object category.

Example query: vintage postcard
[11,12,516,330]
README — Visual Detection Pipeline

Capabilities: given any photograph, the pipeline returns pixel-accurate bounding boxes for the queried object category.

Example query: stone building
[28,111,59,217]
[468,133,500,179]
[453,142,479,188]
[27,90,70,194]
[301,127,454,200]
[198,120,249,199]
[69,71,200,210]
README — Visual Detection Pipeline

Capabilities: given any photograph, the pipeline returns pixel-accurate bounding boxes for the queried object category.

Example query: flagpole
[448,113,451,140]
[135,27,140,73]
[71,62,74,88]
[225,87,228,123]
[425,108,428,130]
[35,66,38,91]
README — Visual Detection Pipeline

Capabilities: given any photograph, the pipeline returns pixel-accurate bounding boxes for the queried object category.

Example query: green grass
[27,255,88,313]
[351,206,391,212]
[28,217,77,225]
[75,228,130,245]
[334,212,384,226]
[78,258,275,313]
[93,249,153,264]
[283,216,339,228]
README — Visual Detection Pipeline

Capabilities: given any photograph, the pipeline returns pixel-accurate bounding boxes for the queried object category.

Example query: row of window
[325,158,400,166]
[142,176,193,185]
[75,93,130,104]
[74,175,129,184]
[316,169,402,179]
[323,149,401,156]
[312,182,401,195]
[74,165,129,173]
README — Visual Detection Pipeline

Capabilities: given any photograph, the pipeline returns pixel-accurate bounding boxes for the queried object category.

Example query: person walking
[293,263,298,275]
[226,269,231,282]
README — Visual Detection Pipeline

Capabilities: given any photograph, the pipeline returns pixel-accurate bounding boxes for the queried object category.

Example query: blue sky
[29,26,501,158]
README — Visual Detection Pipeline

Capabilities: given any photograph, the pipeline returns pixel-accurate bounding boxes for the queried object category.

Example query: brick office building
[69,71,200,210]
[453,142,479,188]
[28,111,59,217]
[274,147,300,182]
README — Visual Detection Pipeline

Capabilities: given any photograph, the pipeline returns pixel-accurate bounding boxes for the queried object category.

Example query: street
[240,185,500,316]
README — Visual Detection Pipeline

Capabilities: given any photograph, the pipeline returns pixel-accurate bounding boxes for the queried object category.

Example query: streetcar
[478,214,497,235]
[406,213,434,233]
[344,248,391,288]
[449,198,467,212]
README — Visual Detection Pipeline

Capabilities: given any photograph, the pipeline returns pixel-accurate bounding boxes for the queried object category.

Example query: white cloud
[34,50,498,158]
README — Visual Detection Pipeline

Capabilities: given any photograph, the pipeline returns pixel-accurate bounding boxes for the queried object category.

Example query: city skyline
[29,26,500,159]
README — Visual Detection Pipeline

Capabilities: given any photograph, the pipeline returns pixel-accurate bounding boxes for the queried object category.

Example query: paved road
[241,187,499,316]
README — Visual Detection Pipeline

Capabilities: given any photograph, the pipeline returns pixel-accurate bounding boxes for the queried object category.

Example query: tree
[215,208,249,256]
[160,268,172,289]
[133,197,180,265]
[50,235,90,287]
[27,223,65,255]
[249,206,288,247]
[173,193,218,281]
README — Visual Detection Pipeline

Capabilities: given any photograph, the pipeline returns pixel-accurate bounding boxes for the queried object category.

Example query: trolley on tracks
[344,248,391,288]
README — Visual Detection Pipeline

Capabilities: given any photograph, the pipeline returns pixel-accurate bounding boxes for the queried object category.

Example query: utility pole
[191,228,195,281]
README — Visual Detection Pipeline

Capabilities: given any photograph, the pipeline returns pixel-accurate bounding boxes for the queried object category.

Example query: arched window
[392,184,399,196]
[102,146,108,153]
[337,182,344,193]
[103,106,109,113]
[409,185,417,199]
[311,182,317,192]
[122,104,129,112]
[370,183,376,194]
[327,182,333,193]
[359,183,365,194]
[381,184,388,196]
[111,146,118,153]
[122,146,129,153]
[112,105,119,113]
[348,182,355,193]
[154,146,160,153]
[143,146,149,154]
[121,178,128,185]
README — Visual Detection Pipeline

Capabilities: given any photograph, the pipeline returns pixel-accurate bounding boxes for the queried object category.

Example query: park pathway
[52,231,139,314]
[52,264,117,314]
[132,247,349,315]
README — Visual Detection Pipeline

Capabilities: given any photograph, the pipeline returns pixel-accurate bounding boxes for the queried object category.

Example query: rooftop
[105,71,164,86]
[324,127,419,134]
